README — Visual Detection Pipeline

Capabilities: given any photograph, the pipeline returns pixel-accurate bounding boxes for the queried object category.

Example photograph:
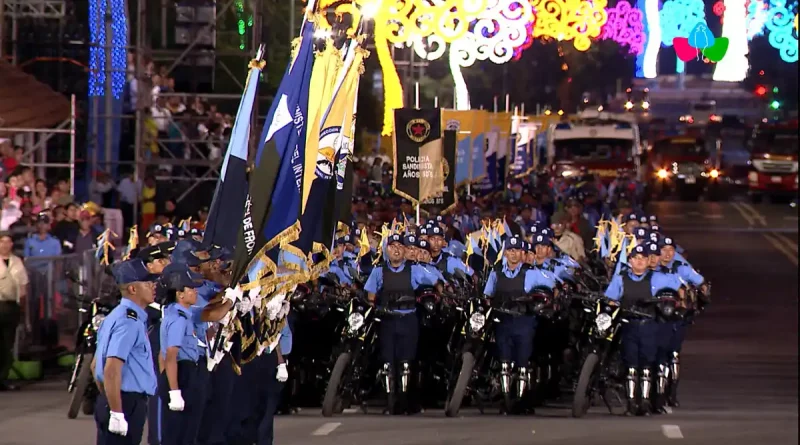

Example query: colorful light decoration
[88,0,128,98]
[512,19,535,60]
[641,0,662,78]
[600,0,646,55]
[765,0,798,62]
[747,0,771,39]
[530,0,609,51]
[714,0,750,81]
[660,0,706,74]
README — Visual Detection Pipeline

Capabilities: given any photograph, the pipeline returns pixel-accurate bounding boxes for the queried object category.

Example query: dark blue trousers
[147,320,161,445]
[197,354,236,445]
[95,392,148,445]
[495,314,538,365]
[226,354,265,444]
[379,312,419,363]
[158,361,197,445]
[256,352,284,445]
[185,355,209,443]
[621,320,659,369]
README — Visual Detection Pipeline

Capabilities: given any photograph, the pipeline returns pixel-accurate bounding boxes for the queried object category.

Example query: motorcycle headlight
[347,313,364,332]
[469,313,486,332]
[660,303,675,317]
[424,301,436,312]
[91,314,106,330]
[595,313,612,332]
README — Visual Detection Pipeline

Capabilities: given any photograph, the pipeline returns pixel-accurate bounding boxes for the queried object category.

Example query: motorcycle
[67,298,113,419]
[321,297,385,417]
[571,295,653,418]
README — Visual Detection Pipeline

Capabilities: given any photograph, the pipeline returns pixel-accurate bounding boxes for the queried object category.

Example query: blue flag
[229,23,315,285]
[202,58,262,250]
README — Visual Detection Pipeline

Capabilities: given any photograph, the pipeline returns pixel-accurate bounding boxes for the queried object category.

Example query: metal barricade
[21,250,100,353]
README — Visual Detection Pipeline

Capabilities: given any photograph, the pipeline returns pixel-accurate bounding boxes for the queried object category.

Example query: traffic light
[755,85,767,96]
[770,100,781,110]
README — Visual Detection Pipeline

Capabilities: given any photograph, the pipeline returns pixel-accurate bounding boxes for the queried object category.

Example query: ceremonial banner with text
[443,109,473,186]
[421,129,457,214]
[469,109,489,181]
[495,112,512,186]
[393,108,444,204]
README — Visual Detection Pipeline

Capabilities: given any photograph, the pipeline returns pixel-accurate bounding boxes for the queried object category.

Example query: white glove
[266,293,287,320]
[223,286,243,305]
[168,390,185,411]
[108,411,128,436]
[249,286,263,311]
[236,296,254,313]
[276,363,288,383]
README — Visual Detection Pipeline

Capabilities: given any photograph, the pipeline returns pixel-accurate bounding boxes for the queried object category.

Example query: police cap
[630,244,647,258]
[645,242,660,255]
[504,236,524,251]
[387,233,403,246]
[137,242,175,263]
[113,259,158,285]
[659,236,675,249]
[428,225,445,237]
[403,234,417,247]
[161,264,204,291]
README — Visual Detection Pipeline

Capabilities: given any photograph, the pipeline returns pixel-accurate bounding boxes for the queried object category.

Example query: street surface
[0,200,797,445]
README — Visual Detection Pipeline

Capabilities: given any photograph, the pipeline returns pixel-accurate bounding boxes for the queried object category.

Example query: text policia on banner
[392,108,445,204]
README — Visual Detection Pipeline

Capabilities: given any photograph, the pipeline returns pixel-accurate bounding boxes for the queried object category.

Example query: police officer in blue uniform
[328,237,354,286]
[427,225,473,277]
[253,323,292,445]
[364,234,436,412]
[158,264,203,445]
[604,244,683,416]
[93,259,158,445]
[658,235,705,408]
[483,235,559,405]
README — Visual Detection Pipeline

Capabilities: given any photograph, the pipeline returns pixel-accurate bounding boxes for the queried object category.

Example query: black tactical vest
[621,271,655,317]
[494,265,528,305]
[378,263,415,310]
[432,252,451,276]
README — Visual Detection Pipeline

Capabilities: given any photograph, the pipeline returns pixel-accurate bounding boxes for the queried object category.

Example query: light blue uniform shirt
[279,323,292,355]
[160,304,200,363]
[604,270,684,301]
[328,260,354,286]
[191,280,221,351]
[364,261,433,313]
[431,253,474,276]
[419,262,445,284]
[94,298,157,395]
[483,263,558,296]
[662,259,704,286]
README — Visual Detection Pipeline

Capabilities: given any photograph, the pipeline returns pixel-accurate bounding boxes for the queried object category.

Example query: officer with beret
[364,233,438,413]
[158,264,204,445]
[603,244,682,416]
[92,260,158,445]
[483,235,560,406]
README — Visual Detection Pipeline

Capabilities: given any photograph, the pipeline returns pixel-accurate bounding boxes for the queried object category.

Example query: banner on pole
[392,108,444,204]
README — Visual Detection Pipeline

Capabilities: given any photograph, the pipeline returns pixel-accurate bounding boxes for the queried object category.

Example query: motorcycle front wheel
[572,352,599,418]
[321,351,351,417]
[67,352,94,419]
[445,351,475,418]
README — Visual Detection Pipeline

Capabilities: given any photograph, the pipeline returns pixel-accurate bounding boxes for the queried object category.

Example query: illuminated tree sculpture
[635,0,662,78]
[660,0,706,73]
[765,0,798,62]
[714,0,750,81]
[601,0,646,55]
[530,0,609,51]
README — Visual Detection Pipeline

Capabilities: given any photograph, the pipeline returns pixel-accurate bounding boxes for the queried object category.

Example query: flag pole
[415,81,420,223]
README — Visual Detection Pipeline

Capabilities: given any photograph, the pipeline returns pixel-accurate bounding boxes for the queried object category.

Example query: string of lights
[88,0,128,98]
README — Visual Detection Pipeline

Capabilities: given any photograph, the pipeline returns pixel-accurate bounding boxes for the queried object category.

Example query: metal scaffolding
[0,0,66,64]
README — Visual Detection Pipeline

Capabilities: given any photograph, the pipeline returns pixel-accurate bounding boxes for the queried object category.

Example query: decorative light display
[747,0,771,38]
[641,0,662,78]
[512,20,535,60]
[713,1,727,22]
[600,0,645,55]
[530,0,609,51]
[765,0,798,62]
[88,0,128,98]
[235,0,253,50]
[660,0,706,73]
[714,0,750,80]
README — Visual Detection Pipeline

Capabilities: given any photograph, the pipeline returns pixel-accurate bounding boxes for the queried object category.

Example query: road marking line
[662,425,684,439]
[773,232,799,253]
[740,202,768,226]
[731,202,755,226]
[785,216,799,221]
[311,422,341,436]
[342,408,358,414]
[763,233,799,266]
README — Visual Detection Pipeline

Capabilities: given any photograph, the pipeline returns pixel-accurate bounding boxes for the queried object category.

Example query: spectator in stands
[117,169,140,230]
[31,179,50,212]
[16,166,34,191]
[89,171,115,208]
[195,206,209,230]
[54,179,74,206]
[8,201,34,257]
[51,205,66,224]
[141,175,157,230]
[91,211,105,235]
[158,199,177,226]
[0,231,29,391]
[23,214,60,341]
[74,211,98,254]
[0,198,21,231]
[0,141,18,174]
[52,203,80,253]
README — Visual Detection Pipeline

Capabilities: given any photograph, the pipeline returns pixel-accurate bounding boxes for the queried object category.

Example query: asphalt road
[0,201,797,445]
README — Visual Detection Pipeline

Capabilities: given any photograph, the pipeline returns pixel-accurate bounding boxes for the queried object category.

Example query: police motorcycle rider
[603,244,683,416]
[657,235,706,408]
[482,235,559,413]
[329,236,355,287]
[364,233,441,414]
[91,259,158,445]
[426,224,474,279]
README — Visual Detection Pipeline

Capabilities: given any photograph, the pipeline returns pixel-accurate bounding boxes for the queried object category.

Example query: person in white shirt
[117,172,141,230]
[0,200,21,231]
[151,97,172,134]
[0,231,28,391]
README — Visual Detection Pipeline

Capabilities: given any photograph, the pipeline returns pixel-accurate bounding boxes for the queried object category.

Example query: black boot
[625,368,638,416]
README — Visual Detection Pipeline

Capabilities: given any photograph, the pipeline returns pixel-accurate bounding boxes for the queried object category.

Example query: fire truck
[546,110,641,182]
[646,133,723,200]
[747,121,799,202]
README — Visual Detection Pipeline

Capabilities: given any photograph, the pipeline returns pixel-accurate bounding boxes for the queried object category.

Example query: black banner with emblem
[422,129,457,214]
[392,108,443,204]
